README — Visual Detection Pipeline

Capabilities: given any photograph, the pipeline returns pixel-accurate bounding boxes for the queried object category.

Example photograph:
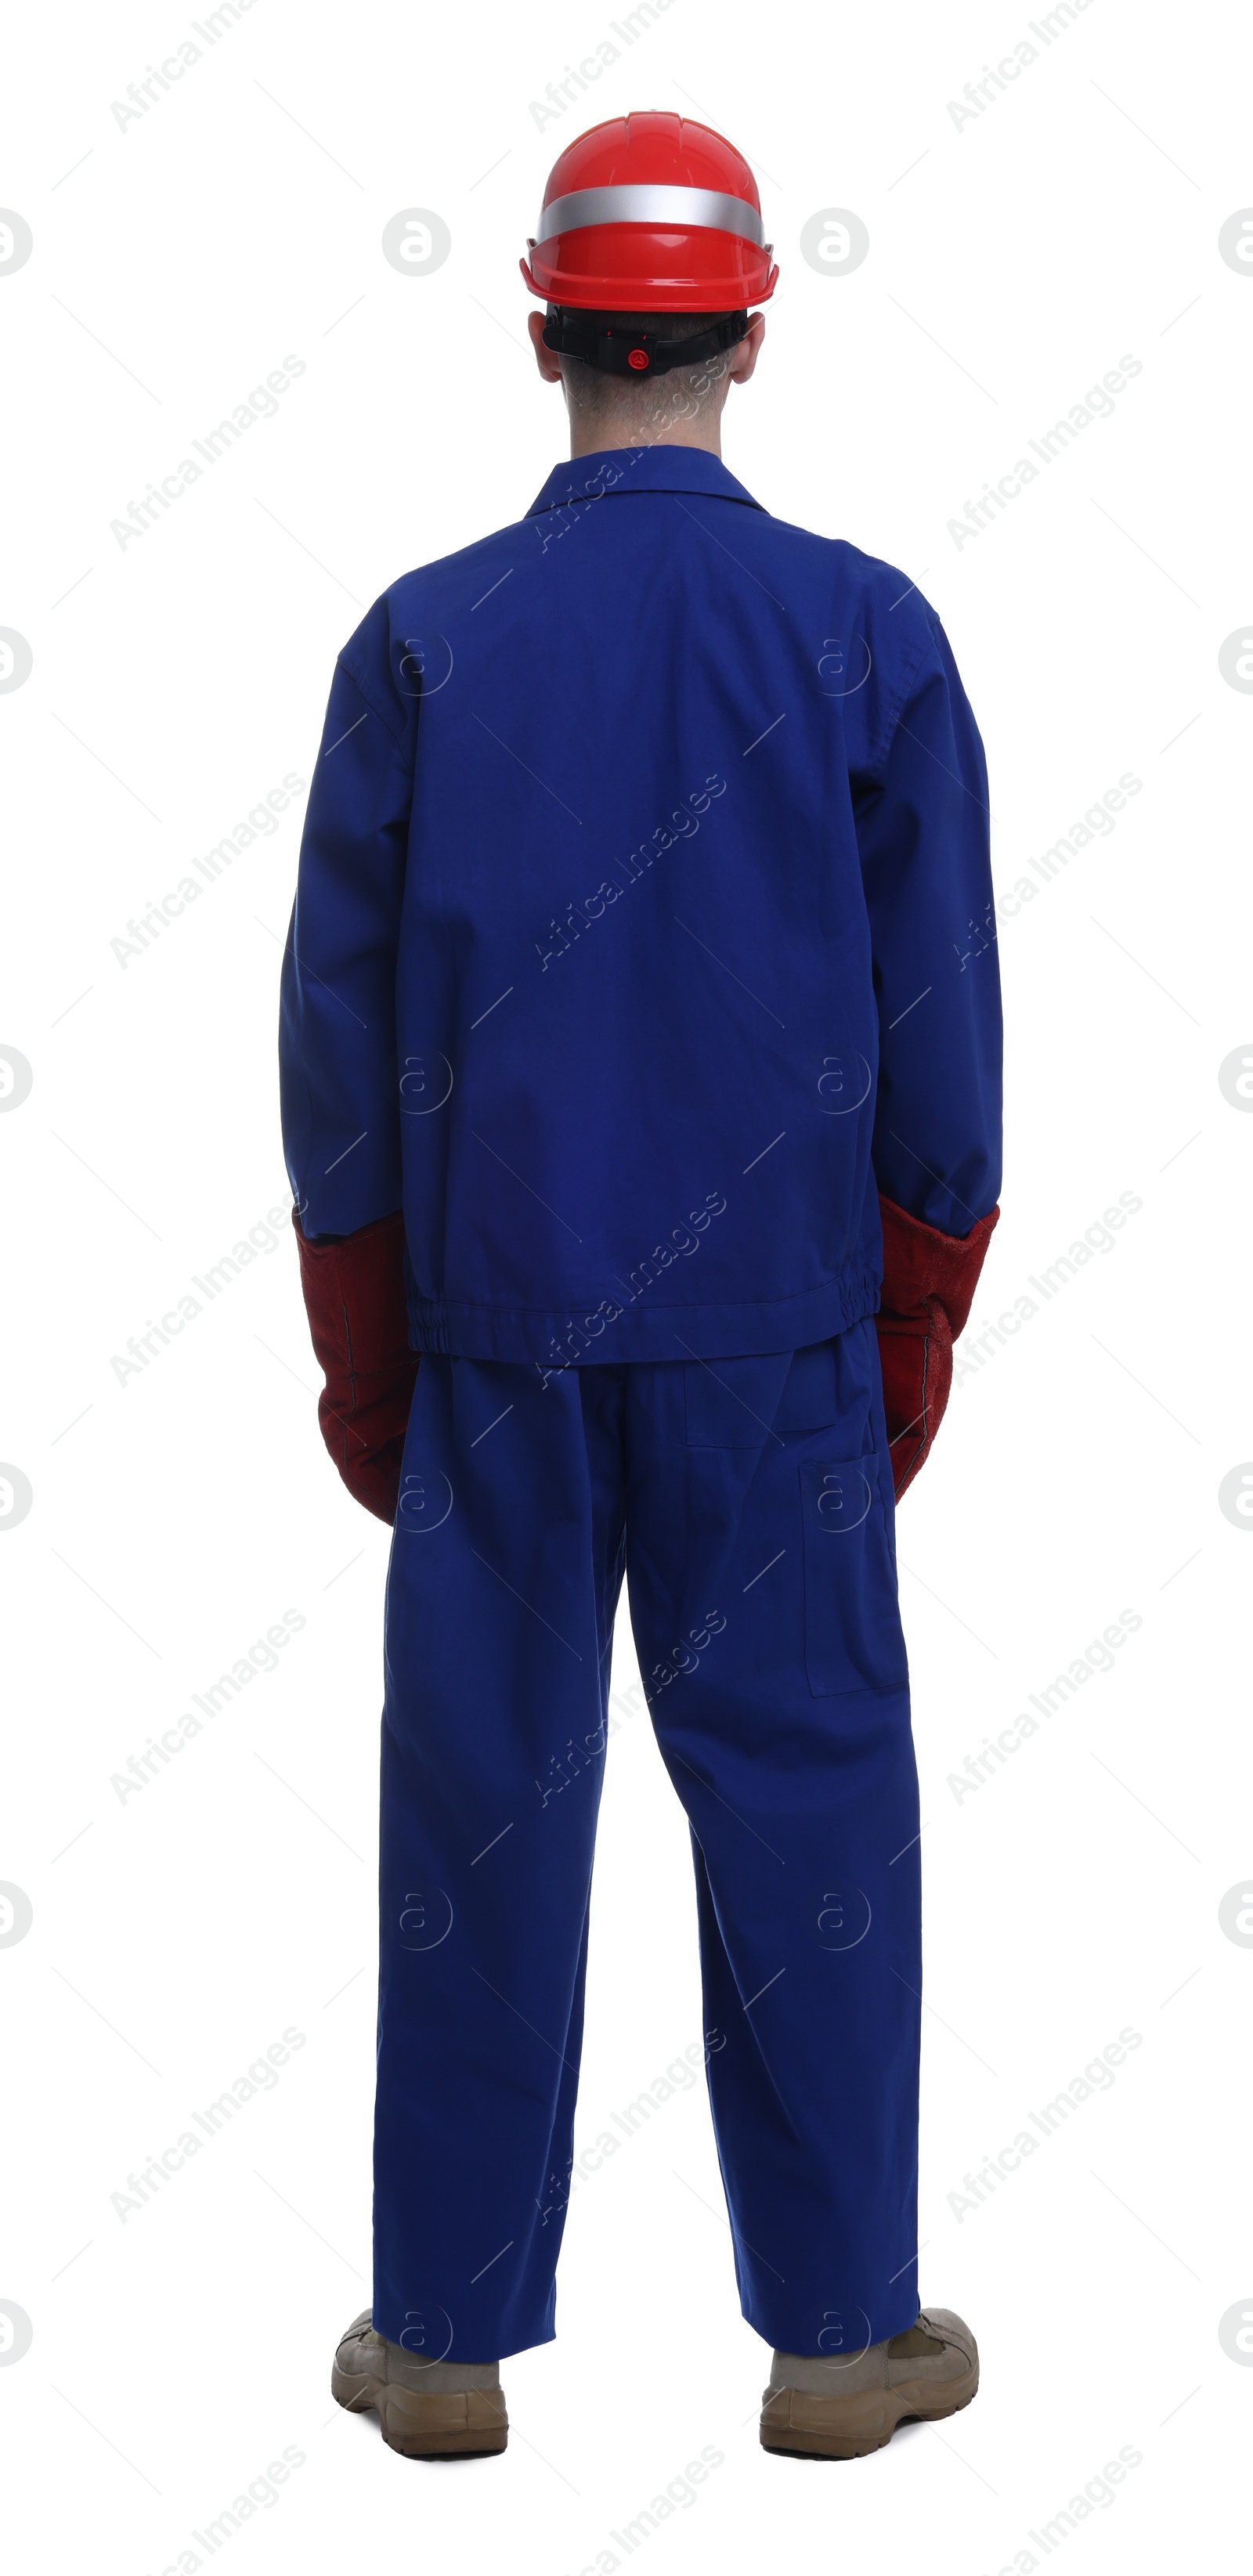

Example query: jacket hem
[406,1269,881,1368]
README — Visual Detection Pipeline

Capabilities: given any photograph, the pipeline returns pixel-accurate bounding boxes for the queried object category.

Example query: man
[281,111,1000,2464]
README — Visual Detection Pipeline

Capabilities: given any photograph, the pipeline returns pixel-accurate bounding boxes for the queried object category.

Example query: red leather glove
[876,1194,999,1501]
[292,1207,419,1524]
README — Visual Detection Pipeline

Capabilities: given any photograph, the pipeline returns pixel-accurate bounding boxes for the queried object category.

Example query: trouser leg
[623,1319,922,2355]
[373,1354,626,2360]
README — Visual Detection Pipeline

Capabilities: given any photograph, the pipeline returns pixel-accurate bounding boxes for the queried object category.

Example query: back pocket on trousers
[800,1456,908,1698]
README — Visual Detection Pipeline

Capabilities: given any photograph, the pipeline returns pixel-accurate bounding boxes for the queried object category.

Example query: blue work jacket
[279,446,1001,1371]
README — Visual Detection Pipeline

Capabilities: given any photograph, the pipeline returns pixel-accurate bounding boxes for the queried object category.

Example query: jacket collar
[527,446,764,516]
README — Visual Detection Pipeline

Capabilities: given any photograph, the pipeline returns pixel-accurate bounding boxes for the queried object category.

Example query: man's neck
[567,411,724,461]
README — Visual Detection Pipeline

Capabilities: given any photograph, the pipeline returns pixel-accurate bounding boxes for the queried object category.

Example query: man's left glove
[292,1207,419,1524]
[876,1194,999,1502]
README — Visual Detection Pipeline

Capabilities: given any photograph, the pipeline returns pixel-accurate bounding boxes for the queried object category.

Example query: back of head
[547,305,749,440]
[521,110,778,449]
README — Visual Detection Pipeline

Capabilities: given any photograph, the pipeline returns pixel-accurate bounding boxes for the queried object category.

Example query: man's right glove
[292,1207,419,1524]
[876,1194,999,1501]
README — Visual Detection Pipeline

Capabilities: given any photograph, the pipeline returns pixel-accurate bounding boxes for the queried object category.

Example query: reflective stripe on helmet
[536,182,766,248]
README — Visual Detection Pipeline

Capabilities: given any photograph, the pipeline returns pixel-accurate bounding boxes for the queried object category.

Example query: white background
[2,1,1251,2567]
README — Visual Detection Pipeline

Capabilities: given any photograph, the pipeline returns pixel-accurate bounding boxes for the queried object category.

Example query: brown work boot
[760,2306,978,2459]
[331,2309,508,2459]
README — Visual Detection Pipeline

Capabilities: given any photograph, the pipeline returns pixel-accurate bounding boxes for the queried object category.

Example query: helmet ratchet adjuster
[541,309,749,377]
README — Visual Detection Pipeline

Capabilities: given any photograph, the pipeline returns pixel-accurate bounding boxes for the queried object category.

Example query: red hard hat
[521,112,778,312]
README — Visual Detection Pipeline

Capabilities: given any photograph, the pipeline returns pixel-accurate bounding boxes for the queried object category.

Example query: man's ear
[529,312,564,384]
[728,312,766,387]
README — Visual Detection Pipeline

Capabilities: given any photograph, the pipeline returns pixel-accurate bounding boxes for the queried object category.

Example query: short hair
[547,307,744,417]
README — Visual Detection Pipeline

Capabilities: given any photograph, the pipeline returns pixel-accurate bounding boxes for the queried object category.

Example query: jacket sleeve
[279,615,414,1241]
[852,604,1002,1238]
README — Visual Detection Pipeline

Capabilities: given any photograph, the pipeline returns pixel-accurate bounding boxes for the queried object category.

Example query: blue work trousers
[373,1317,922,2360]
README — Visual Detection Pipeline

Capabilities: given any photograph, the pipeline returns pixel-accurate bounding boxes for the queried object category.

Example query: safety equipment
[293,1208,417,1523]
[331,2311,507,2459]
[540,307,749,378]
[760,2309,980,2459]
[520,111,778,313]
[875,1196,999,1499]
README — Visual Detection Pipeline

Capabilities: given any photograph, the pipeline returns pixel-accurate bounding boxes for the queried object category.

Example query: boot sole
[760,2364,978,2459]
[331,2363,508,2458]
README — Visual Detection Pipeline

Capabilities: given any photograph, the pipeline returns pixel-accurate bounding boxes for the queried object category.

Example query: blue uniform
[280,445,1001,2361]
[280,446,999,1369]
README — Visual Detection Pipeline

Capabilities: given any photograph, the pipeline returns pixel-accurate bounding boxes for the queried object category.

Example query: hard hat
[521,111,778,315]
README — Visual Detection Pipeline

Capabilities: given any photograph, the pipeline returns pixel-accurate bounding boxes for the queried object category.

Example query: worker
[281,110,1000,2465]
